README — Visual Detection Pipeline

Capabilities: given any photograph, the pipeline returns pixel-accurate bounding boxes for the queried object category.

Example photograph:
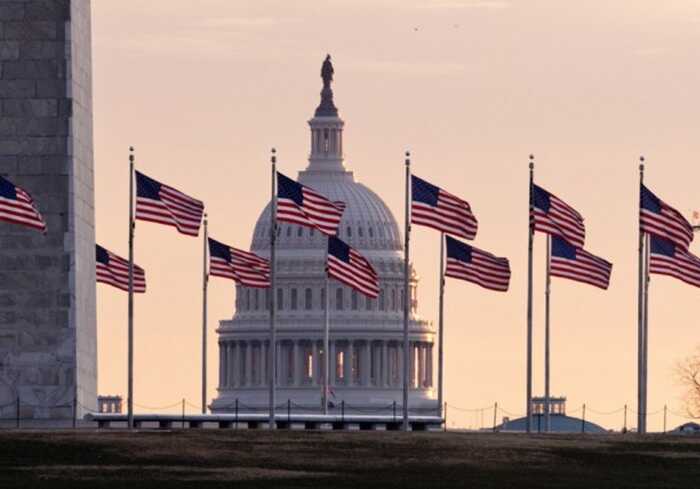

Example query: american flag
[444,235,510,292]
[640,184,693,251]
[208,238,270,288]
[411,175,478,240]
[96,245,146,293]
[550,236,612,289]
[277,172,345,236]
[532,184,585,248]
[649,235,700,288]
[0,176,46,232]
[135,171,204,237]
[326,235,379,298]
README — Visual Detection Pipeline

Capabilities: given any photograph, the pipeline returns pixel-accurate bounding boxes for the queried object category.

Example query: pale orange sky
[92,0,700,430]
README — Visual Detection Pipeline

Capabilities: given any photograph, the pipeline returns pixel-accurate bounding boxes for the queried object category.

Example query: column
[427,344,433,388]
[329,340,336,385]
[362,341,371,386]
[417,343,424,388]
[226,342,234,388]
[293,340,301,386]
[261,341,268,387]
[382,341,389,387]
[343,341,352,386]
[312,341,319,386]
[234,341,242,387]
[409,342,416,388]
[243,342,251,386]
[397,343,404,388]
[219,343,225,389]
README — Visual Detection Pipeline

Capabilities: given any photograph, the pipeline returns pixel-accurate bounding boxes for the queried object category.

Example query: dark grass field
[1,430,700,488]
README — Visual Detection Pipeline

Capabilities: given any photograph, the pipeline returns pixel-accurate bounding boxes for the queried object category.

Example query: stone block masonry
[0,0,96,422]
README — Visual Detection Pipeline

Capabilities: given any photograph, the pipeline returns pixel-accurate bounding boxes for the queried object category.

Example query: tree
[676,347,700,418]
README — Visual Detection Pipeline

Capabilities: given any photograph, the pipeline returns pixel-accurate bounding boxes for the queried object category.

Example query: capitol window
[245,289,251,310]
[297,226,303,237]
[379,289,385,310]
[264,289,270,310]
[254,289,259,310]
[358,227,363,237]
[368,227,373,238]
[336,287,344,310]
[286,226,291,237]
[366,296,373,310]
[305,288,312,310]
[391,289,396,311]
[351,289,358,310]
[291,288,298,310]
[277,288,284,310]
[346,226,352,237]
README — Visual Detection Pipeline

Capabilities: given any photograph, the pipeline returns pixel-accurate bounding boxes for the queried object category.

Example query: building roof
[498,415,607,434]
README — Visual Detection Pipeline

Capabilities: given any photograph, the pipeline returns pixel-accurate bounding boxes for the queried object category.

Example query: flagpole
[636,157,645,434]
[127,146,135,430]
[323,265,330,415]
[402,150,411,431]
[437,233,445,420]
[269,148,278,430]
[643,230,650,433]
[526,154,534,434]
[544,233,551,433]
[201,214,208,414]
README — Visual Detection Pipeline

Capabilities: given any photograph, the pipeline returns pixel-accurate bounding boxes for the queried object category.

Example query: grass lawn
[1,430,699,488]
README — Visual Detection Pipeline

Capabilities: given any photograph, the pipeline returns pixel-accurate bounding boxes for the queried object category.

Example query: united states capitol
[210,57,437,417]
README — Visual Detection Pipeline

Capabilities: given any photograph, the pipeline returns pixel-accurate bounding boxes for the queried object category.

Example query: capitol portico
[210,56,436,414]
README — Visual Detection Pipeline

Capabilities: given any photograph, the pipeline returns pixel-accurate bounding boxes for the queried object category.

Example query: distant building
[497,396,607,433]
[210,56,436,414]
[670,422,700,434]
[97,395,122,414]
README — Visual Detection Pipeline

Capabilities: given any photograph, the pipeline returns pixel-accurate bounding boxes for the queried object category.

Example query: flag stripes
[445,235,510,291]
[411,175,478,240]
[649,235,700,288]
[0,176,46,232]
[208,238,270,288]
[276,172,345,236]
[327,235,379,298]
[532,184,585,248]
[550,236,612,289]
[640,184,693,251]
[135,171,204,237]
[96,245,146,293]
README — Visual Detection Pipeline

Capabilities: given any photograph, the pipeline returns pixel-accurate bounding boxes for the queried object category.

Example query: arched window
[265,289,270,310]
[358,227,364,237]
[391,288,396,311]
[379,289,385,311]
[291,288,298,310]
[368,227,374,238]
[305,288,312,310]
[347,226,352,237]
[366,295,373,311]
[336,287,344,310]
[310,227,315,237]
[286,226,291,237]
[254,289,260,310]
[246,289,251,310]
[297,226,303,237]
[277,288,283,310]
[351,289,358,310]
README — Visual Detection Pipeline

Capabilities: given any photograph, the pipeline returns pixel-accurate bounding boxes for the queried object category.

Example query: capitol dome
[211,56,435,415]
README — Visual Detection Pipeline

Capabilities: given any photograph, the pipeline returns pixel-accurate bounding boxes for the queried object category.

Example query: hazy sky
[92,0,700,429]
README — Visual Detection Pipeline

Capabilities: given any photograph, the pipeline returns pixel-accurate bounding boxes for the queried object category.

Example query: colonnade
[218,339,434,390]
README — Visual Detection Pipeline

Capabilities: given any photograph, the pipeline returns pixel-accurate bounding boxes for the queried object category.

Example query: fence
[1,395,698,432]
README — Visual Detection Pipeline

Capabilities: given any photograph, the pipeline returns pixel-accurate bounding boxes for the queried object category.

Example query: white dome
[251,171,402,255]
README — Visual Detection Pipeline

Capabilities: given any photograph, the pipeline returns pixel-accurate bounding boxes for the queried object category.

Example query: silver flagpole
[269,148,278,430]
[643,231,650,433]
[402,150,411,431]
[201,214,208,414]
[127,147,135,429]
[437,233,445,421]
[323,262,330,415]
[636,157,645,434]
[526,155,534,433]
[544,234,551,433]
